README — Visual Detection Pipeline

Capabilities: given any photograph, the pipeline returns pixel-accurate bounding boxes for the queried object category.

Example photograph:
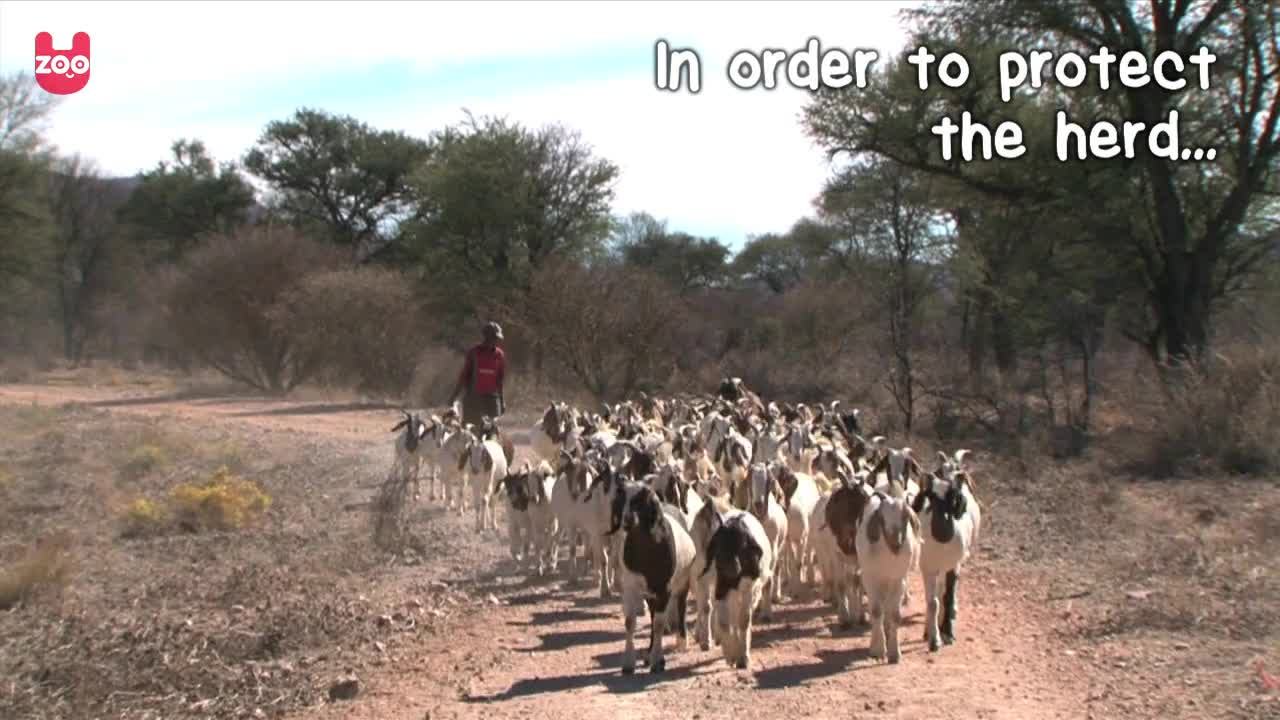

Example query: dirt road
[0,382,1092,720]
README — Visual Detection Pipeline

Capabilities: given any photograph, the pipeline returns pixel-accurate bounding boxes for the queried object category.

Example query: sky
[0,1,918,249]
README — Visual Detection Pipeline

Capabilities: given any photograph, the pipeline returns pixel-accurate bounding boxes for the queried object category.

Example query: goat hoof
[650,658,665,673]
[888,652,901,664]
[699,641,711,652]
[735,657,749,670]
[928,639,940,652]
[621,665,635,676]
[942,633,956,646]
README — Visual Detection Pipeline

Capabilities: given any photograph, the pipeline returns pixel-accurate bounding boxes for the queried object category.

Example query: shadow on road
[752,646,875,688]
[464,656,718,703]
[229,401,400,417]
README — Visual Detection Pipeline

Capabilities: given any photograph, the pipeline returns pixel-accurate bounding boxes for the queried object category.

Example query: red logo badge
[35,32,91,95]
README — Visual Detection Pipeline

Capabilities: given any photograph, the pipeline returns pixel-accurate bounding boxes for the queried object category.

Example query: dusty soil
[1,378,1277,720]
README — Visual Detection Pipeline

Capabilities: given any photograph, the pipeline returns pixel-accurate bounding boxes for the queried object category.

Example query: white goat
[770,463,820,595]
[746,462,789,618]
[855,489,922,664]
[465,425,509,533]
[438,424,472,513]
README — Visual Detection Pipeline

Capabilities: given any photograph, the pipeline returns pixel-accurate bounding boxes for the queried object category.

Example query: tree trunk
[991,307,1017,373]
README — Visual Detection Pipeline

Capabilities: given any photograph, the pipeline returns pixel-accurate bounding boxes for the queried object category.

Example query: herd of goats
[384,377,981,674]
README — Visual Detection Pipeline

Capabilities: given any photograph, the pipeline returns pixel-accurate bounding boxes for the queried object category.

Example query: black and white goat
[913,449,982,651]
[389,410,432,501]
[607,483,696,674]
[701,506,773,670]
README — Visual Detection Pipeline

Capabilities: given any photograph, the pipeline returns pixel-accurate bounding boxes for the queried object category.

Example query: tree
[804,0,1280,366]
[117,139,255,262]
[161,226,347,394]
[47,155,132,362]
[243,108,432,263]
[615,223,731,293]
[731,218,841,293]
[0,71,59,154]
[499,256,684,399]
[0,73,58,351]
[403,112,618,320]
[819,158,951,433]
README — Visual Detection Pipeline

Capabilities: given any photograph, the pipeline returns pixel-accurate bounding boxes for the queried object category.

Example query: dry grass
[1123,348,1280,478]
[1017,454,1280,719]
[0,531,75,610]
[0,399,502,720]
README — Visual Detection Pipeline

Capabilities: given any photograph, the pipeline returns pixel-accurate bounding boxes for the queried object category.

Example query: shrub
[501,258,685,400]
[168,467,272,532]
[161,225,346,394]
[0,532,75,609]
[117,467,272,537]
[120,497,167,538]
[272,266,432,399]
[120,443,169,480]
[1135,347,1280,478]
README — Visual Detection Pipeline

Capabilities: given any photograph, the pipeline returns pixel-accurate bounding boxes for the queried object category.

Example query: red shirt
[459,344,505,396]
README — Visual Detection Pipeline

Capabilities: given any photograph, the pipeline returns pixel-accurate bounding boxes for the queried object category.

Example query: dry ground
[1,370,1277,720]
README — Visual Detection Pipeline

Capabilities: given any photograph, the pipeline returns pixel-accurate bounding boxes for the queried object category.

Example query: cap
[483,321,504,341]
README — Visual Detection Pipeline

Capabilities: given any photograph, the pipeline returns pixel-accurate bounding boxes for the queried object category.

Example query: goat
[690,491,733,651]
[523,459,560,576]
[438,422,472,514]
[607,484,696,674]
[389,410,430,501]
[914,449,982,651]
[573,455,625,598]
[746,462,788,618]
[496,465,535,568]
[702,508,773,670]
[707,414,753,499]
[464,418,510,533]
[821,471,874,626]
[770,463,820,596]
[532,402,574,463]
[855,487,922,664]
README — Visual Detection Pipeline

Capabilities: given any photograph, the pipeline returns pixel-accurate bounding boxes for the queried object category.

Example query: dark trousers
[462,392,502,431]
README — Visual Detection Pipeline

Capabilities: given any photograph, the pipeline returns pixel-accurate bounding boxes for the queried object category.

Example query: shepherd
[449,321,507,431]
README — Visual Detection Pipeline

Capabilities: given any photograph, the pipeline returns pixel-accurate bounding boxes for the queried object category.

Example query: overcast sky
[0,0,918,248]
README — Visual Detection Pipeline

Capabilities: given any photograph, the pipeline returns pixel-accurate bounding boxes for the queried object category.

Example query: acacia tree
[118,139,256,262]
[804,0,1280,366]
[244,108,431,263]
[403,112,618,336]
[615,225,731,293]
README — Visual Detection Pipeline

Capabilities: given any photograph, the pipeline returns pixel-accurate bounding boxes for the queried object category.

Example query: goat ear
[391,420,407,432]
[866,508,884,544]
[908,458,924,480]
[955,449,973,468]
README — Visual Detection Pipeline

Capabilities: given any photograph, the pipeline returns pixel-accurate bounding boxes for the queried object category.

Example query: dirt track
[0,382,1092,720]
